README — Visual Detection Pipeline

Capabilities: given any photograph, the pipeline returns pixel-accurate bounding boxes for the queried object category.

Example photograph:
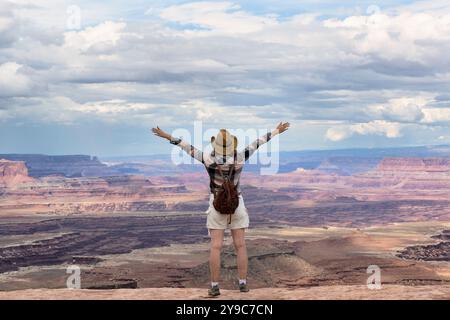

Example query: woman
[151,122,290,296]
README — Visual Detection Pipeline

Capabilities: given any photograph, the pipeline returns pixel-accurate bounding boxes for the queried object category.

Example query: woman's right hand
[151,126,171,140]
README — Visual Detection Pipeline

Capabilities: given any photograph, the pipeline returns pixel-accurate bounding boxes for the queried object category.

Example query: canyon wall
[0,154,113,178]
[1,156,450,215]
[0,159,34,187]
[376,157,450,172]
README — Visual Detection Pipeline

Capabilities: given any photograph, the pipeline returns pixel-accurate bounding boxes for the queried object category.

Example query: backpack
[212,156,239,218]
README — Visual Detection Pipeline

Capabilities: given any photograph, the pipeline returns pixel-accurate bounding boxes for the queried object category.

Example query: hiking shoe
[239,283,250,293]
[208,285,220,297]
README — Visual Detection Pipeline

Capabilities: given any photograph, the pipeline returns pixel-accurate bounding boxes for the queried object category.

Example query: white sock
[211,282,219,288]
[239,279,246,285]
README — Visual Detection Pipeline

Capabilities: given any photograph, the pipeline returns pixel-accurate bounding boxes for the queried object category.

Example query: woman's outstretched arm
[151,126,204,163]
[240,122,290,162]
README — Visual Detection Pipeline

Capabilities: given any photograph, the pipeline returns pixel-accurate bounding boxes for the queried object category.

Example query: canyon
[1,156,450,217]
[0,150,449,299]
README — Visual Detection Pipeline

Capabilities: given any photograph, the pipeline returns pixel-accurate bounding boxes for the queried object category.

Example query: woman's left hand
[276,122,290,134]
[151,126,171,140]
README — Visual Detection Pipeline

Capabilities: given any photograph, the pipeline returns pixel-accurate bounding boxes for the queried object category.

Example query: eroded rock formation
[0,154,112,177]
[0,159,34,187]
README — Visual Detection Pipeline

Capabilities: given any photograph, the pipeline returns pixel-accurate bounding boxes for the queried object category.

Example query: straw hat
[211,129,238,156]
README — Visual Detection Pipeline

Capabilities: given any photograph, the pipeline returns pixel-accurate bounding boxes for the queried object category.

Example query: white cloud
[0,15,13,31]
[422,108,450,124]
[324,11,450,63]
[178,99,267,125]
[325,126,353,142]
[362,94,450,126]
[395,0,450,15]
[160,2,278,34]
[326,120,403,141]
[64,21,127,53]
[0,62,31,97]
[25,97,164,125]
[2,94,269,128]
[366,96,431,122]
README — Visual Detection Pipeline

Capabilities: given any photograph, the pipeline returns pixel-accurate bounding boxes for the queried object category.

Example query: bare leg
[209,229,224,282]
[231,228,247,280]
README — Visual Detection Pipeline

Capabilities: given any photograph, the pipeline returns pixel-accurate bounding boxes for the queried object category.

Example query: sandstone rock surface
[0,159,33,187]
[0,285,449,300]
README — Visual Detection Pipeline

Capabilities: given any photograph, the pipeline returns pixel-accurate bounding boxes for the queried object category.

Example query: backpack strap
[227,150,237,180]
[228,154,237,225]
[231,150,237,175]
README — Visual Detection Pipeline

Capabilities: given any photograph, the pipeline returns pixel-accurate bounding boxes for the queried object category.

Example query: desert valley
[0,146,449,299]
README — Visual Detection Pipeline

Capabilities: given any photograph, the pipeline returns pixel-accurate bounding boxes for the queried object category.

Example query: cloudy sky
[1,0,450,156]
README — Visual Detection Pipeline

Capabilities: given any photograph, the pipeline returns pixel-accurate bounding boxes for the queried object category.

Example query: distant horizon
[2,143,450,160]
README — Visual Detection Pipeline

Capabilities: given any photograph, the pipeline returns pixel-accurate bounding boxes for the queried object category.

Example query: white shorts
[205,194,249,231]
